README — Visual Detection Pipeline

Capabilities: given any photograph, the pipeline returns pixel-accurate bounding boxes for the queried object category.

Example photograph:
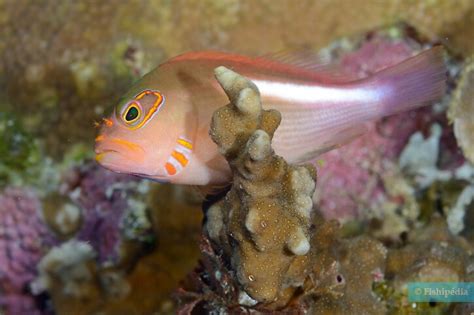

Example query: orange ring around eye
[126,90,164,130]
[122,102,142,124]
[136,90,153,100]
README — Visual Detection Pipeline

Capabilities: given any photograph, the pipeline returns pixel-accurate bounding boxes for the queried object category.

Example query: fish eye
[122,102,141,124]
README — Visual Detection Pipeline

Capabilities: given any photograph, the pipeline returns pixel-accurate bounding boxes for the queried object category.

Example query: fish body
[95,48,446,185]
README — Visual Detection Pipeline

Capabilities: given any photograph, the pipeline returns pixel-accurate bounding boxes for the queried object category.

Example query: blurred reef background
[1,1,474,314]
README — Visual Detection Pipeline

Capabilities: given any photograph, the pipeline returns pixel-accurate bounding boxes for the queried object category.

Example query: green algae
[0,111,40,186]
[0,108,93,192]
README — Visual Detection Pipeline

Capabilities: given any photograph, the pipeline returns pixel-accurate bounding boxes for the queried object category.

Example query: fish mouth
[95,150,119,163]
[94,149,124,169]
[95,136,145,162]
[95,137,145,154]
[94,137,151,176]
[94,142,134,169]
[94,136,169,179]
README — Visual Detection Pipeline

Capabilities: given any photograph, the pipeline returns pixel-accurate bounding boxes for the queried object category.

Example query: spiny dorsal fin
[260,49,361,83]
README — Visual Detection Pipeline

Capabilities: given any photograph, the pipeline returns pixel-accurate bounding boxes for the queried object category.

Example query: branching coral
[206,66,317,303]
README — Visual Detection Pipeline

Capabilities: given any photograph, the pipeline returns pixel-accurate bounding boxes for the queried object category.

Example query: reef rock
[383,217,474,314]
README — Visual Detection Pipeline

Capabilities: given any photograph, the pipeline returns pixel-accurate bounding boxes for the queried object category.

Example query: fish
[95,47,446,186]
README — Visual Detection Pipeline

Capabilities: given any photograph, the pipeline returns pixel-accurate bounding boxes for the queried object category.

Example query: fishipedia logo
[408,282,474,302]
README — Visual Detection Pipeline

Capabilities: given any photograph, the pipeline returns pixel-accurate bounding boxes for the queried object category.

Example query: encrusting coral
[381,216,474,314]
[205,66,317,303]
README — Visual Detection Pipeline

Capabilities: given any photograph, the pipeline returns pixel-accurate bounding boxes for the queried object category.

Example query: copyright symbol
[415,288,422,295]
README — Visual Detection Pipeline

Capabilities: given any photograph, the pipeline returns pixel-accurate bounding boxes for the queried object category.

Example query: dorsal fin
[168,50,362,84]
[262,50,331,70]
[260,49,361,83]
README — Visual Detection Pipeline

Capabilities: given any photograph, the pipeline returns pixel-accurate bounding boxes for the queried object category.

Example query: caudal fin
[373,46,446,115]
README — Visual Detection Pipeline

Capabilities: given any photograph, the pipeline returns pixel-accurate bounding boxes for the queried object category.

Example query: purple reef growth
[62,162,139,263]
[0,187,57,315]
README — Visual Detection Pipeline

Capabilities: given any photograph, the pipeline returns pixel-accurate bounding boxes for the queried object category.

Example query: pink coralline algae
[62,162,141,263]
[316,111,425,220]
[0,187,56,315]
[315,36,459,220]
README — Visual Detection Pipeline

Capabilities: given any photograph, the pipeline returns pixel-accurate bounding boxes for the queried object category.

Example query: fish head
[95,85,179,182]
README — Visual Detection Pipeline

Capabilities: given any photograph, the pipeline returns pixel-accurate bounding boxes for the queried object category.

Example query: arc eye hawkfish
[95,48,446,186]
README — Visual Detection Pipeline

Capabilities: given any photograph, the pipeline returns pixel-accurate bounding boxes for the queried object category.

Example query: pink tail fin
[373,46,446,116]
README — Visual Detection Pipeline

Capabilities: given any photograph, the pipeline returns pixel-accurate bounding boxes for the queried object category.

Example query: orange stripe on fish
[165,157,184,176]
[171,150,189,167]
[164,138,192,176]
[165,162,177,175]
[110,138,144,153]
[95,135,105,142]
[177,137,193,150]
[135,90,155,100]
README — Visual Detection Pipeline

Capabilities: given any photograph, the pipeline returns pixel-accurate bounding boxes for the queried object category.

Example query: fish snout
[94,135,111,155]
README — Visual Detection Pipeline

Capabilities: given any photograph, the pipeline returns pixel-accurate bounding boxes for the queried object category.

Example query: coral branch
[207,66,317,302]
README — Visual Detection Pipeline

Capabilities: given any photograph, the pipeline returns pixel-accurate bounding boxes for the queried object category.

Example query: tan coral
[449,56,474,164]
[302,221,388,315]
[205,66,317,303]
